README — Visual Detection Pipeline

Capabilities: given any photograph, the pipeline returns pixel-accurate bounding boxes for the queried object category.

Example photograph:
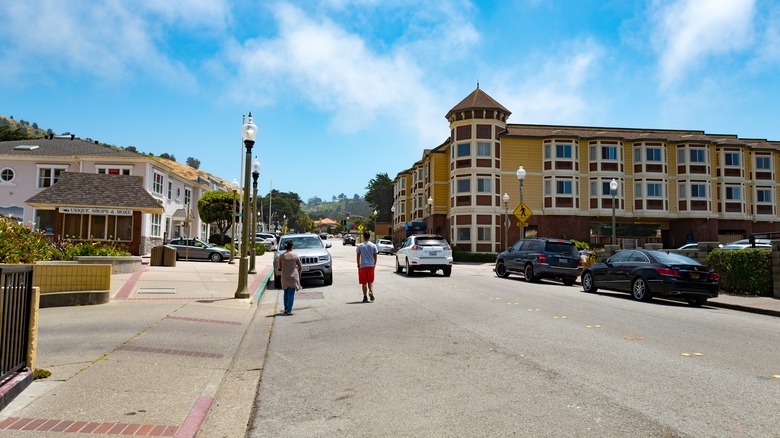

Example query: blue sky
[2,0,779,203]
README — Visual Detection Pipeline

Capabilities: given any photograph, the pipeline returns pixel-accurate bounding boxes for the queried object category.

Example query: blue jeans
[283,288,295,313]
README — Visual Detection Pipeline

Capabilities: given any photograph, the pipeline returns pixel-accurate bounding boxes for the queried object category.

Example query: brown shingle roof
[0,137,140,157]
[26,172,164,213]
[446,88,511,119]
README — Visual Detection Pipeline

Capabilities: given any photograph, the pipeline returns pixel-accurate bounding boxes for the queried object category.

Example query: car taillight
[446,244,451,250]
[655,267,680,277]
[577,257,583,267]
[412,245,419,250]
[537,254,547,263]
[709,272,719,281]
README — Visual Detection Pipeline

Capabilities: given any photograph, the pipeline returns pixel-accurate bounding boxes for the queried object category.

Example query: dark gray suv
[495,238,582,285]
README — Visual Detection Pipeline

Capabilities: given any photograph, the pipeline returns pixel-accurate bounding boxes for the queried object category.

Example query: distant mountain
[0,115,50,139]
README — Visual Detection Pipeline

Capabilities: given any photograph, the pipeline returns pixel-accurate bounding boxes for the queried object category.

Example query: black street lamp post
[610,178,618,245]
[249,158,261,275]
[229,179,239,265]
[516,165,526,239]
[235,113,257,299]
[503,193,509,250]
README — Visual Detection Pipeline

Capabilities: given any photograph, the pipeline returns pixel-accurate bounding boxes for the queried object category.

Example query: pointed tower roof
[446,87,511,120]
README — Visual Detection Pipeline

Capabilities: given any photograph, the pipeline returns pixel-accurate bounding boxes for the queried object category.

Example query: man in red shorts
[356,231,378,302]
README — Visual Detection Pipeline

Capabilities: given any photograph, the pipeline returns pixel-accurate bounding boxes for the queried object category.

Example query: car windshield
[651,251,701,266]
[281,236,324,249]
[415,238,448,247]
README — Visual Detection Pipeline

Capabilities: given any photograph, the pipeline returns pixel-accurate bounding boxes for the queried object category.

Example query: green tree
[0,126,36,141]
[159,153,176,161]
[197,191,238,244]
[365,173,393,222]
[186,157,201,169]
[125,146,138,153]
[259,190,303,232]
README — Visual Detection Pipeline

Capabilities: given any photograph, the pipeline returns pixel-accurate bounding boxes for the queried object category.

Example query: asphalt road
[249,240,780,437]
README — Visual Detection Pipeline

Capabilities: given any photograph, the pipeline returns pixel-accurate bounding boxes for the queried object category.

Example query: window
[477,178,491,193]
[35,210,55,234]
[153,172,164,195]
[647,183,662,197]
[168,182,173,200]
[757,189,771,203]
[96,166,131,175]
[602,182,614,196]
[458,227,471,241]
[724,152,740,166]
[756,156,771,170]
[691,184,707,198]
[646,148,662,162]
[601,146,617,160]
[425,163,429,177]
[477,227,491,241]
[0,168,15,182]
[557,180,573,195]
[457,143,471,157]
[690,149,705,163]
[38,166,67,188]
[184,188,192,206]
[151,214,162,236]
[457,179,471,193]
[556,144,572,159]
[725,186,741,201]
[477,142,491,157]
[544,145,551,159]
[62,213,133,241]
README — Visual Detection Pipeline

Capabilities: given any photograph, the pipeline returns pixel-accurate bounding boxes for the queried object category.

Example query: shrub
[52,239,131,261]
[453,250,497,263]
[0,217,54,263]
[706,249,772,296]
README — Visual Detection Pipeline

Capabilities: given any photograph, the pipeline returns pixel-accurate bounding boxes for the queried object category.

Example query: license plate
[430,251,438,256]
[690,273,700,279]
[302,265,310,271]
[559,258,567,264]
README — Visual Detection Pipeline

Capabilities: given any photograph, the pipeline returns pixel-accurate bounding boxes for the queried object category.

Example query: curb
[706,301,780,318]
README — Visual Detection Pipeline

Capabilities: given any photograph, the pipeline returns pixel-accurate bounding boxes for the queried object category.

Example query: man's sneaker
[362,297,369,303]
[369,291,375,301]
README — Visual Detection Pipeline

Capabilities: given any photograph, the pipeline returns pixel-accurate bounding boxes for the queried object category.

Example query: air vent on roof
[14,145,39,151]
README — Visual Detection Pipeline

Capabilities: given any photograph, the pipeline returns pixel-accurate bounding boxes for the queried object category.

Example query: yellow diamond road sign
[513,203,532,222]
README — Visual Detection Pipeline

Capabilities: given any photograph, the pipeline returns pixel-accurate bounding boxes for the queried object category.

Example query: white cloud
[224,2,471,147]
[492,39,606,125]
[650,0,756,88]
[0,0,229,87]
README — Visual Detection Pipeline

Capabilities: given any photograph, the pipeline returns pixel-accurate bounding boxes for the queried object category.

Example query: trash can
[150,245,165,266]
[162,245,177,267]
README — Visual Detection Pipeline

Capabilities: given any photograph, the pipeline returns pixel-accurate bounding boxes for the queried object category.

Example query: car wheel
[395,257,403,273]
[443,266,452,277]
[324,273,333,286]
[274,275,281,289]
[495,261,509,278]
[209,252,222,262]
[582,272,598,293]
[405,259,414,277]
[562,277,576,286]
[631,277,652,302]
[686,297,707,307]
[524,264,538,282]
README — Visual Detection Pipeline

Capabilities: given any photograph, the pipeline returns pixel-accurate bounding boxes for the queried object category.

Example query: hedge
[706,249,772,296]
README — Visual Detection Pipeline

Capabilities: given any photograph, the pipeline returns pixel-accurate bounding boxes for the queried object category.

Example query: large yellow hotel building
[391,87,780,252]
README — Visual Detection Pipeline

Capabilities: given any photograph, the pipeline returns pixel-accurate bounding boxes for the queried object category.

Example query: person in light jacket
[278,240,302,315]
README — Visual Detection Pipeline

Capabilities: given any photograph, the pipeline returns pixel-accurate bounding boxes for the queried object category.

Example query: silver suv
[395,234,453,277]
[273,233,333,288]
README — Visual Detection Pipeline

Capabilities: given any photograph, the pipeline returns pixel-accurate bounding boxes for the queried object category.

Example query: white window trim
[152,171,164,195]
[0,167,16,185]
[36,164,69,188]
[95,165,133,175]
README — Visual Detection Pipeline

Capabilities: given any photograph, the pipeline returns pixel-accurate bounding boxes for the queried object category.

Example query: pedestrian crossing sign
[513,203,532,222]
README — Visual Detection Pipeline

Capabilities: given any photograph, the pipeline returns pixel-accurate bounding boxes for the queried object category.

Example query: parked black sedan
[581,249,719,306]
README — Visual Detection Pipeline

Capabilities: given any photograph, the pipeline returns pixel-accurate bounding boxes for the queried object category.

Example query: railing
[0,265,34,382]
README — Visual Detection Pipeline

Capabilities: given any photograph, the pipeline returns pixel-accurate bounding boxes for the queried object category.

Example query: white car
[395,234,453,277]
[721,238,771,250]
[376,239,395,255]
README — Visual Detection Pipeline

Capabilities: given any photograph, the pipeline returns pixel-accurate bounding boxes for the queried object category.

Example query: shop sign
[59,207,133,216]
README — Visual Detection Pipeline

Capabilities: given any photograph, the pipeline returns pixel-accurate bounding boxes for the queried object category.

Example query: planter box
[32,264,111,308]
[73,256,142,274]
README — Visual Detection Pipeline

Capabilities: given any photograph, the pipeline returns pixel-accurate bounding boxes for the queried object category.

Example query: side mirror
[325,242,332,248]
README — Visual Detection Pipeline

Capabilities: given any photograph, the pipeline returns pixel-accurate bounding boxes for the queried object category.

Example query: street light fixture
[373,209,378,242]
[229,179,239,265]
[503,193,509,250]
[390,205,395,244]
[249,158,261,274]
[516,165,526,239]
[346,213,350,233]
[427,196,433,234]
[235,112,257,299]
[610,178,618,246]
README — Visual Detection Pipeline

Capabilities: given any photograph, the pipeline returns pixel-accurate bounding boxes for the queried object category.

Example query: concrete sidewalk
[0,254,275,437]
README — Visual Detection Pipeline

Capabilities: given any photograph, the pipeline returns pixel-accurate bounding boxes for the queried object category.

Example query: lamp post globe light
[503,193,509,250]
[610,178,618,245]
[516,165,526,239]
[249,158,261,275]
[235,113,257,299]
[229,179,239,265]
[390,205,395,244]
[427,196,433,234]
